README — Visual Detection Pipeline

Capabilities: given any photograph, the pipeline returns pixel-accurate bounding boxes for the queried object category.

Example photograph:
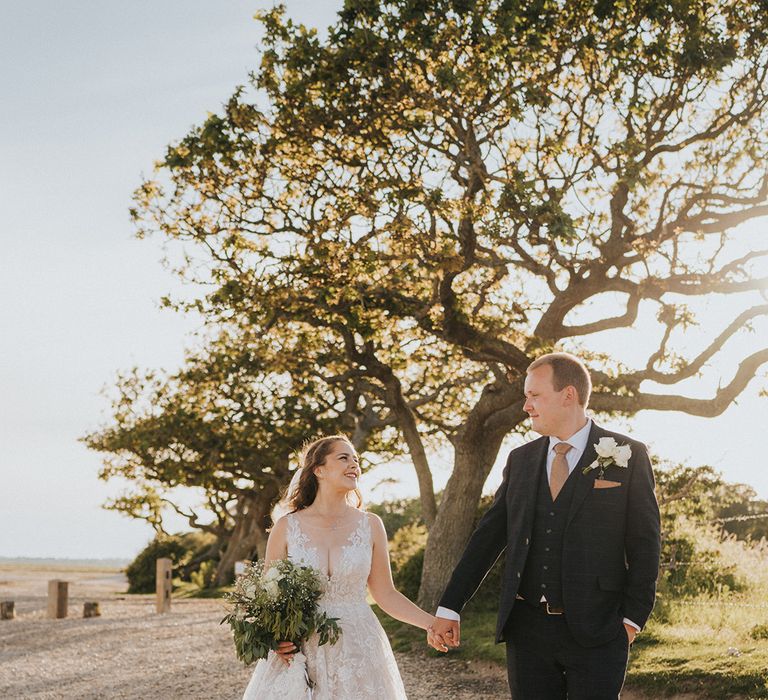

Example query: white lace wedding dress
[241,510,408,699]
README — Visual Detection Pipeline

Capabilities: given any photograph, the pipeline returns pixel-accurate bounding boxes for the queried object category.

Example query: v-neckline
[291,511,366,580]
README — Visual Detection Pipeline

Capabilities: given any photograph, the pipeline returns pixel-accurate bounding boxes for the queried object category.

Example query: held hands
[427,616,460,653]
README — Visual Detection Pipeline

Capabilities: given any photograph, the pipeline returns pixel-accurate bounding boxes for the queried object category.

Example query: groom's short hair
[527,352,592,406]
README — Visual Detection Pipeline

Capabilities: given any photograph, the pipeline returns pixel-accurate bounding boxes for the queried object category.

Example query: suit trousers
[504,602,630,700]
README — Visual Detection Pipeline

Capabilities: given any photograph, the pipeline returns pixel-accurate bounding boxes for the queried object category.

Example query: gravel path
[0,565,509,699]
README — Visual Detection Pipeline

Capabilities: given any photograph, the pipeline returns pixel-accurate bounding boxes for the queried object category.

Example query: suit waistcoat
[518,457,578,607]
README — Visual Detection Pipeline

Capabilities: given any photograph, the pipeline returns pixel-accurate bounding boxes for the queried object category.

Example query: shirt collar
[549,417,592,455]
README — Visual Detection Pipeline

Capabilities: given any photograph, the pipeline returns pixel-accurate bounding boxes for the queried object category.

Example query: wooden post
[1,601,14,620]
[156,558,172,613]
[83,601,101,618]
[47,580,68,619]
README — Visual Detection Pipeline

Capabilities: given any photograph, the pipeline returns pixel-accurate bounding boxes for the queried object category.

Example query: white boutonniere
[582,437,631,479]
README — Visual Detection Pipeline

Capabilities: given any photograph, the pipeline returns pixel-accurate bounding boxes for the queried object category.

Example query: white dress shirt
[436,419,640,632]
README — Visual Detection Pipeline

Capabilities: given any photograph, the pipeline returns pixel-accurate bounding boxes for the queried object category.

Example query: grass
[627,596,768,698]
[376,524,768,698]
[374,596,768,699]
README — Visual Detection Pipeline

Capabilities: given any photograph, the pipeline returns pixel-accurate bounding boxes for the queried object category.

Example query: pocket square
[594,479,622,489]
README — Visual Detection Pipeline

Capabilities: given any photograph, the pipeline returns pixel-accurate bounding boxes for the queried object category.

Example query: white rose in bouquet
[264,578,280,599]
[263,567,280,582]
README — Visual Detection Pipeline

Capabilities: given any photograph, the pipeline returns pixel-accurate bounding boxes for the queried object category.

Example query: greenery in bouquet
[221,558,341,664]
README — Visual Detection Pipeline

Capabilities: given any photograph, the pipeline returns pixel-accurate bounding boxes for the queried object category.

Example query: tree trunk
[417,433,506,611]
[213,494,271,587]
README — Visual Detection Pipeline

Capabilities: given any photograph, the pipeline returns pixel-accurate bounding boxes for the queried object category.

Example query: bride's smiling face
[315,441,361,492]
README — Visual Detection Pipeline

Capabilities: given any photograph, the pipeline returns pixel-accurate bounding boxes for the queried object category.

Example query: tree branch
[591,348,768,417]
[626,304,768,385]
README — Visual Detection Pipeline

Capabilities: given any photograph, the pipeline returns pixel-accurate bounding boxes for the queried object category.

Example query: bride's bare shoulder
[269,514,292,537]
[365,511,386,533]
[263,513,292,560]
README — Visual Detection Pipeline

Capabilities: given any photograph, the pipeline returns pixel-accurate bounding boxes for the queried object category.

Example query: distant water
[0,556,129,569]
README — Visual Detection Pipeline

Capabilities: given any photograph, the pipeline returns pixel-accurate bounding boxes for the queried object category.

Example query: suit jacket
[438,422,661,647]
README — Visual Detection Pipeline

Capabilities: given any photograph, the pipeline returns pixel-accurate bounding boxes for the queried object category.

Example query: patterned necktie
[550,442,573,501]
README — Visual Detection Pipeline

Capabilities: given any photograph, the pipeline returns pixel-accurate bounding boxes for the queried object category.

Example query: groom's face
[523,365,568,436]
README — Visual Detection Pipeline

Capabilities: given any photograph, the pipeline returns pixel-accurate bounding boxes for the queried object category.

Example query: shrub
[190,559,217,589]
[390,522,428,572]
[659,517,747,598]
[368,497,424,538]
[125,536,188,593]
[390,522,428,601]
[125,531,217,593]
[394,547,425,601]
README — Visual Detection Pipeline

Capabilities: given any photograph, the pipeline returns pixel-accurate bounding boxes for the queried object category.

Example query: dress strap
[285,513,306,549]
[285,512,318,568]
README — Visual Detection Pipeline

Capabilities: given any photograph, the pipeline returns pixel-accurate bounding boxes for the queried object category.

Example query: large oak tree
[130,0,768,607]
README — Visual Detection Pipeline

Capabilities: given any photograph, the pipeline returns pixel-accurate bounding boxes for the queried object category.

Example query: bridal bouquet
[222,558,341,666]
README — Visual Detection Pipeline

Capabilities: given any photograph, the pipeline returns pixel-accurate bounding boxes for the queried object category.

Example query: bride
[241,434,443,700]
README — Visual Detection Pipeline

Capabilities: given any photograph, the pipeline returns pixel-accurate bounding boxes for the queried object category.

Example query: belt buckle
[545,603,563,615]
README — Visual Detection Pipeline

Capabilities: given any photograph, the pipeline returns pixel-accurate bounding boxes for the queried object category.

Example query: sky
[1,1,766,560]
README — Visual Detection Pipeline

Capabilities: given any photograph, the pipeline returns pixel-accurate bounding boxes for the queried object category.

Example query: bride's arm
[262,516,289,568]
[261,517,294,662]
[367,513,435,631]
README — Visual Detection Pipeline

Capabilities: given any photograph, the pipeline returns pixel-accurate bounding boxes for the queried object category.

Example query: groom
[428,352,661,699]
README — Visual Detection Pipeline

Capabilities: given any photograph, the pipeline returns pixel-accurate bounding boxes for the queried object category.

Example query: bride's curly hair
[287,434,363,513]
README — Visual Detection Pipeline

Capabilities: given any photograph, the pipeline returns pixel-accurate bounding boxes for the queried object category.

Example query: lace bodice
[243,509,407,699]
[286,511,371,605]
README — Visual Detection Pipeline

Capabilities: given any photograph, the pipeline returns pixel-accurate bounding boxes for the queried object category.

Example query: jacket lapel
[565,421,602,528]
